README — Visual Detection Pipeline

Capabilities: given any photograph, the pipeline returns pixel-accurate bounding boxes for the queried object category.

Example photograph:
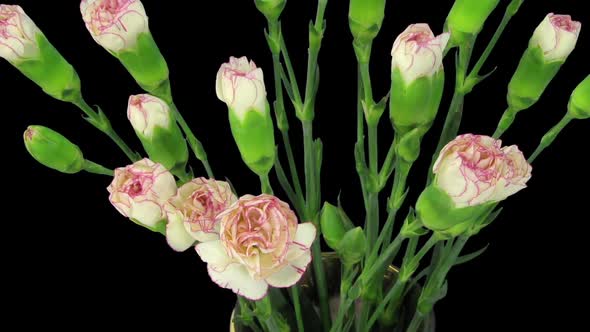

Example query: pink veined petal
[208,263,268,301]
[166,212,195,252]
[265,251,311,288]
[195,240,232,270]
[190,229,220,243]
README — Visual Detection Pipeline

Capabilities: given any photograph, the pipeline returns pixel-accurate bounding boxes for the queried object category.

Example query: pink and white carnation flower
[433,134,532,208]
[107,158,176,228]
[165,178,237,252]
[80,0,149,53]
[195,194,316,300]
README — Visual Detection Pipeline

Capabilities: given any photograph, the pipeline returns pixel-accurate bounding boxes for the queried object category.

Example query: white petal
[166,212,195,252]
[266,251,311,288]
[195,240,232,270]
[208,263,268,300]
[130,200,164,227]
[292,223,316,249]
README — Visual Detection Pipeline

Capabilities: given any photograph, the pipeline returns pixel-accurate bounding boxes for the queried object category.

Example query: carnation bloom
[196,194,316,300]
[433,134,531,208]
[107,158,177,227]
[165,178,237,251]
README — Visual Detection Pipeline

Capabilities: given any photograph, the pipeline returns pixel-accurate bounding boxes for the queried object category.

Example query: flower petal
[208,263,268,300]
[195,240,231,270]
[166,212,195,252]
[130,200,164,227]
[293,223,316,248]
[265,251,311,288]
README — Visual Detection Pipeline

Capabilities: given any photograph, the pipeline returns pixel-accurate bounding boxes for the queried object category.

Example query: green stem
[238,297,264,332]
[259,173,273,195]
[427,42,474,184]
[280,36,303,108]
[281,131,305,207]
[82,160,113,176]
[410,235,470,332]
[492,107,516,138]
[72,98,138,162]
[274,155,305,217]
[356,67,369,210]
[303,120,330,330]
[465,0,524,88]
[169,102,214,179]
[290,286,305,332]
[528,114,573,163]
[366,123,379,252]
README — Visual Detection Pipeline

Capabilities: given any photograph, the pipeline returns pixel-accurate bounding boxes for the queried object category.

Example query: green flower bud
[255,0,287,21]
[217,57,276,176]
[349,0,386,43]
[24,126,84,174]
[567,75,590,119]
[337,227,367,266]
[127,94,188,174]
[0,5,81,102]
[390,24,448,135]
[507,14,581,112]
[320,202,354,250]
[445,0,500,46]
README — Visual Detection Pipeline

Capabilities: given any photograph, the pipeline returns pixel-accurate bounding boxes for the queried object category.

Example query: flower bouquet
[3,0,589,331]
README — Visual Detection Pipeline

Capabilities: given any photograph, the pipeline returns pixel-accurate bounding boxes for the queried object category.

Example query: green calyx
[337,227,367,266]
[228,104,276,177]
[14,33,81,102]
[134,116,188,175]
[254,0,286,21]
[349,0,386,43]
[320,202,354,250]
[446,0,500,46]
[117,33,170,97]
[416,185,494,237]
[390,68,445,136]
[567,75,590,119]
[24,125,84,174]
[507,46,564,112]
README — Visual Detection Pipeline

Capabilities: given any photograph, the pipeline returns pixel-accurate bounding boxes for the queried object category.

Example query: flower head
[107,158,176,227]
[216,56,267,120]
[531,13,581,62]
[164,178,237,251]
[196,194,316,300]
[0,5,42,63]
[127,94,171,138]
[80,0,149,52]
[391,24,450,84]
[433,134,531,208]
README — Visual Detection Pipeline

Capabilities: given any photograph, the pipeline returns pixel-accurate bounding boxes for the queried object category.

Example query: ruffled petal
[265,251,311,288]
[208,263,268,300]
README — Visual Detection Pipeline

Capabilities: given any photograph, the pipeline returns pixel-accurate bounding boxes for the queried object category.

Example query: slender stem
[259,173,273,195]
[359,60,374,108]
[528,114,573,163]
[492,107,516,138]
[366,123,379,252]
[290,286,305,332]
[274,155,304,217]
[302,120,330,330]
[72,98,138,162]
[356,67,369,210]
[238,297,264,332]
[465,0,523,86]
[82,160,113,176]
[427,42,474,184]
[280,37,303,108]
[409,235,470,332]
[169,103,214,179]
[281,131,305,207]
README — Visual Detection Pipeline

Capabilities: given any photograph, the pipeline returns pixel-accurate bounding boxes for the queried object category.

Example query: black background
[2,0,589,330]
